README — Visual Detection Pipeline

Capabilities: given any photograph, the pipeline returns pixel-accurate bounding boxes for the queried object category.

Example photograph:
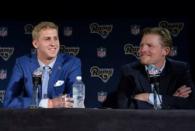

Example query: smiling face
[138,34,170,68]
[32,28,60,64]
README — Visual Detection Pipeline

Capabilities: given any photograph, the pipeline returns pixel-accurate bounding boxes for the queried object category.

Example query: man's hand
[48,95,73,108]
[173,85,192,98]
[133,93,150,102]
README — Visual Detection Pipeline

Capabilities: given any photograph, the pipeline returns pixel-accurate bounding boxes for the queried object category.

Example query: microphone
[146,64,160,77]
[146,64,161,110]
[31,67,43,108]
[146,64,160,85]
[32,67,42,87]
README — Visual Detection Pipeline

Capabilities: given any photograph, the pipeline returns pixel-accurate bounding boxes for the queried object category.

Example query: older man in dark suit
[116,27,195,109]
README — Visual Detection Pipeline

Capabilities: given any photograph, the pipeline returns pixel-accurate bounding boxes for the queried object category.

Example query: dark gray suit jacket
[116,58,195,109]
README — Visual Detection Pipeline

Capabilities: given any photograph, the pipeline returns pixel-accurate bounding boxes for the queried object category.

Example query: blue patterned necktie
[41,66,50,99]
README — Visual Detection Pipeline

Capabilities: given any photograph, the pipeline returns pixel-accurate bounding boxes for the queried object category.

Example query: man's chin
[47,55,57,60]
[140,59,150,65]
[48,52,57,57]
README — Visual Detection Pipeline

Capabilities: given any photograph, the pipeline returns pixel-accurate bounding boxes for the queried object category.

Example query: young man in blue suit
[116,27,195,109]
[3,21,81,108]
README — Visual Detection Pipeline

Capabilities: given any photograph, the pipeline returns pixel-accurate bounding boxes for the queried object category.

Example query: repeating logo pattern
[24,24,33,34]
[0,90,5,103]
[159,21,184,37]
[97,47,107,58]
[124,44,140,58]
[130,25,140,35]
[0,20,189,108]
[0,47,14,61]
[64,26,73,37]
[60,45,80,56]
[0,27,8,37]
[89,23,113,39]
[0,69,7,80]
[169,46,177,57]
[90,66,114,83]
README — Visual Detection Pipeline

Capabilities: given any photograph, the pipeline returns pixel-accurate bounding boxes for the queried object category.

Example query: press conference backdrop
[0,17,191,108]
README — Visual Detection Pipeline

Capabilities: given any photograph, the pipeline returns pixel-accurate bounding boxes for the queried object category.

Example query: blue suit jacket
[3,53,81,108]
[116,58,195,109]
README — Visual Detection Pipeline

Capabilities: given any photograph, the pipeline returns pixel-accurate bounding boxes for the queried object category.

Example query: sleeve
[65,57,81,96]
[39,99,48,108]
[116,66,135,108]
[148,93,162,108]
[3,59,32,108]
[161,63,195,109]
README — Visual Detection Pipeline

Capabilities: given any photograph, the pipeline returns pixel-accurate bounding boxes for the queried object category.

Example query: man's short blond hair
[142,27,173,48]
[32,21,58,40]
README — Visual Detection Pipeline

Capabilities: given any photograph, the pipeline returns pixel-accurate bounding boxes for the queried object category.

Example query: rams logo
[60,45,80,56]
[0,47,14,61]
[159,21,184,37]
[90,23,113,39]
[124,44,139,58]
[90,66,114,83]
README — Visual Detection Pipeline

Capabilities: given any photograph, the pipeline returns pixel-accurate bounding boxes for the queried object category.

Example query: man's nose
[50,39,57,45]
[139,46,147,53]
[139,47,144,53]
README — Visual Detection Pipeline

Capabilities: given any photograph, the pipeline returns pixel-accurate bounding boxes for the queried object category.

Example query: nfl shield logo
[64,27,73,37]
[0,90,5,103]
[24,24,33,34]
[169,47,177,56]
[97,47,106,58]
[0,27,8,37]
[0,69,7,80]
[130,25,140,35]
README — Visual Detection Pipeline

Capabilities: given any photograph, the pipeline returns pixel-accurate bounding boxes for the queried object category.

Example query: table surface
[0,108,195,131]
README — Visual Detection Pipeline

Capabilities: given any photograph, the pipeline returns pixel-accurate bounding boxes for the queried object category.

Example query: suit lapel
[30,53,40,77]
[135,59,175,94]
[48,54,64,98]
[28,53,40,95]
[137,65,152,92]
[159,59,174,95]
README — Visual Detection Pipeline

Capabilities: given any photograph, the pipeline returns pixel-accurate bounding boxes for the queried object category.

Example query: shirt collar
[38,57,57,69]
[145,59,166,74]
[159,59,166,72]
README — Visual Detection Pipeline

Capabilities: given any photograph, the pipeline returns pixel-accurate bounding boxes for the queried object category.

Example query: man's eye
[54,37,59,40]
[147,44,153,47]
[45,38,50,40]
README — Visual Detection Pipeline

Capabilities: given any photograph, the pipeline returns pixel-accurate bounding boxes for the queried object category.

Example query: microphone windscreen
[146,64,160,77]
[32,67,42,87]
[33,67,42,76]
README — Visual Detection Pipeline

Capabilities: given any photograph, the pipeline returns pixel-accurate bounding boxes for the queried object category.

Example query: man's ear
[163,47,170,56]
[32,40,38,49]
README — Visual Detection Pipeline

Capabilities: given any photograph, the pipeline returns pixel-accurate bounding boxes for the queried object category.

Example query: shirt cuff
[39,99,48,108]
[148,93,162,106]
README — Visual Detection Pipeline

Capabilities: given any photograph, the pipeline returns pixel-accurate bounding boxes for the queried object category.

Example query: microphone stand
[30,67,43,109]
[150,75,162,110]
[31,75,41,108]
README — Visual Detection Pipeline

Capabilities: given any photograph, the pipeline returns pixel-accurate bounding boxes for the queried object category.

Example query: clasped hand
[133,85,192,102]
[173,85,192,98]
[48,94,73,108]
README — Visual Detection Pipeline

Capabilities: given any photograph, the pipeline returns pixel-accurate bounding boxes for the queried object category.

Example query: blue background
[0,16,193,108]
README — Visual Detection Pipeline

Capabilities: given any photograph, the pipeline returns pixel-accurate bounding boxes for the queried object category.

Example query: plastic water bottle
[72,76,85,108]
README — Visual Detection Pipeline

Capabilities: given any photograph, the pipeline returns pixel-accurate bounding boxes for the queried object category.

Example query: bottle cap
[76,76,82,81]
